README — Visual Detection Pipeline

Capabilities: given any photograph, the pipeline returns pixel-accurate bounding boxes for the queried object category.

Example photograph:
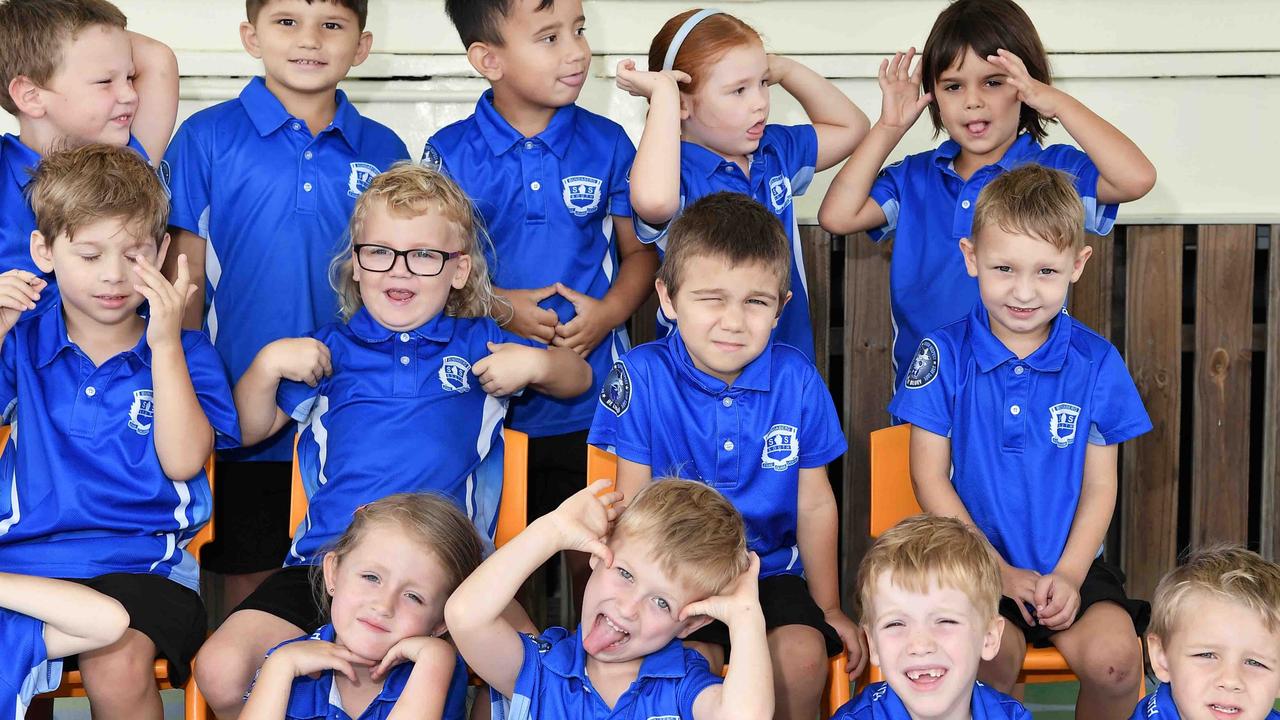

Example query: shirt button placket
[1002,364,1029,451]
[520,142,546,223]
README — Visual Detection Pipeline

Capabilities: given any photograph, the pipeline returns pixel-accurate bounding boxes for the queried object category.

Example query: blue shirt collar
[968,302,1071,374]
[681,140,738,180]
[284,624,410,719]
[542,625,693,684]
[668,332,772,393]
[1,134,40,191]
[474,89,578,159]
[34,300,151,369]
[238,77,364,151]
[345,307,455,344]
[933,132,1040,173]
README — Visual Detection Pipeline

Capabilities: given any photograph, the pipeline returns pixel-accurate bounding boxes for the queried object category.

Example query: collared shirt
[634,124,820,361]
[0,301,240,591]
[832,680,1031,720]
[888,303,1151,574]
[260,624,468,720]
[1131,683,1280,720]
[0,609,61,720]
[278,308,536,566]
[587,332,846,578]
[500,625,720,720]
[163,77,409,462]
[869,133,1119,389]
[0,133,148,313]
[423,91,634,438]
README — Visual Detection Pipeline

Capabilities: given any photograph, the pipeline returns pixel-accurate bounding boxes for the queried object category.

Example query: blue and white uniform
[635,125,820,361]
[258,624,469,720]
[888,304,1151,574]
[870,133,1117,389]
[1130,683,1280,720]
[0,302,240,591]
[832,680,1031,719]
[588,333,846,579]
[278,309,537,565]
[163,77,409,461]
[497,626,720,720]
[0,609,61,720]
[423,90,635,438]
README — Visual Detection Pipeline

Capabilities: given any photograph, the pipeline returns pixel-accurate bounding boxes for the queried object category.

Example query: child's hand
[988,49,1064,119]
[134,254,196,352]
[265,338,332,387]
[680,552,762,625]
[0,270,44,336]
[615,59,690,99]
[876,48,932,132]
[370,635,453,681]
[473,341,542,396]
[1000,563,1042,626]
[1034,572,1082,631]
[766,54,795,86]
[552,283,613,357]
[496,286,559,344]
[265,639,373,682]
[548,480,623,565]
[823,607,869,678]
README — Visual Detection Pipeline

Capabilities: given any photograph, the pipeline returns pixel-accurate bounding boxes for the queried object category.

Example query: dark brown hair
[28,143,168,247]
[0,0,127,116]
[656,192,790,303]
[246,0,368,30]
[445,0,555,48]
[647,9,762,93]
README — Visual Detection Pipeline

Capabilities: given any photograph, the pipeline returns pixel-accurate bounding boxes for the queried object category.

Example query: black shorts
[200,460,293,574]
[63,573,206,686]
[999,556,1151,648]
[527,430,589,521]
[685,573,843,660]
[232,565,326,633]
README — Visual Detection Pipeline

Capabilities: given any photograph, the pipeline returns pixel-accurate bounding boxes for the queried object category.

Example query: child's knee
[194,630,259,706]
[1075,636,1141,694]
[768,625,827,679]
[78,630,158,699]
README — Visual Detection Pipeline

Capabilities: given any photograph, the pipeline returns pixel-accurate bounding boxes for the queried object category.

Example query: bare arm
[614,456,651,504]
[383,638,456,720]
[472,344,590,399]
[770,55,869,172]
[796,466,865,675]
[1053,442,1117,585]
[164,230,206,330]
[235,338,331,446]
[688,555,772,720]
[0,572,128,659]
[128,32,179,165]
[549,221,657,358]
[616,60,688,226]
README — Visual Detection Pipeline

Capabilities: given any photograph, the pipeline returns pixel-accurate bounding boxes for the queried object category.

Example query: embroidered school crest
[562,175,603,217]
[1048,402,1081,448]
[600,361,631,417]
[438,356,471,393]
[904,338,940,389]
[128,389,155,435]
[347,162,380,198]
[768,174,793,212]
[761,423,799,471]
[420,143,443,172]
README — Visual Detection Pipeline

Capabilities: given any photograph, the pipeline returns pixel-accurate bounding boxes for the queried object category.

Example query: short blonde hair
[0,0,127,116]
[1149,544,1280,640]
[27,143,168,247]
[858,514,1001,622]
[613,479,749,599]
[331,163,503,322]
[972,164,1085,253]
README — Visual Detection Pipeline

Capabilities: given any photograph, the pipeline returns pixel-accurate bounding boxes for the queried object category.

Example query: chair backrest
[586,444,618,493]
[869,424,920,537]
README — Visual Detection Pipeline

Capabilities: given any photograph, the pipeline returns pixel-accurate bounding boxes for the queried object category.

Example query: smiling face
[485,0,590,117]
[681,41,770,165]
[1150,594,1280,720]
[865,573,1003,720]
[241,0,371,107]
[933,46,1022,172]
[36,24,137,148]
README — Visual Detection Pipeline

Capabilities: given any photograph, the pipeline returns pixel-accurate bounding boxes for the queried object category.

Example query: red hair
[647,9,762,92]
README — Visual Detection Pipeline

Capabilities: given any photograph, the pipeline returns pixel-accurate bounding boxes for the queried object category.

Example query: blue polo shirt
[869,133,1118,389]
[888,303,1151,574]
[0,301,241,591]
[423,91,634,438]
[260,624,468,720]
[0,609,61,720]
[1131,683,1280,720]
[0,133,149,313]
[499,625,720,720]
[635,124,820,361]
[588,333,846,578]
[163,77,409,462]
[278,308,536,566]
[833,680,1031,720]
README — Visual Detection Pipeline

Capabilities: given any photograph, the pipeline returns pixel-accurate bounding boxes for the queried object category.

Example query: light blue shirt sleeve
[0,331,16,422]
[868,160,908,242]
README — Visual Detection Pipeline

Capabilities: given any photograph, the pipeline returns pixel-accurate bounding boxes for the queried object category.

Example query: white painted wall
[4,1,1277,223]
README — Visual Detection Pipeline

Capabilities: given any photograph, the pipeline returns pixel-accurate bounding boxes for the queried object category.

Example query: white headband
[661,8,724,72]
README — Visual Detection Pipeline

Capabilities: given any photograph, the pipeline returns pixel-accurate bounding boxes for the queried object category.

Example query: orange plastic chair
[586,444,853,715]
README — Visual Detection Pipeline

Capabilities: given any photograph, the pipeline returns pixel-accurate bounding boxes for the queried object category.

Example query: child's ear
[959,237,979,278]
[239,22,264,60]
[29,231,54,274]
[773,290,792,326]
[980,615,1004,662]
[1147,633,1173,684]
[678,92,693,121]
[676,614,714,639]
[862,623,882,668]
[655,278,677,322]
[466,42,503,83]
[1069,244,1094,283]
[350,31,374,68]
[321,551,338,595]
[431,618,449,638]
[8,76,46,119]
[450,253,472,291]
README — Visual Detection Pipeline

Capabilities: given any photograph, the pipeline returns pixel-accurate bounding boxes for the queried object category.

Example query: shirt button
[400,356,410,366]
[304,150,313,160]
[530,181,541,191]
[722,397,733,408]
[291,122,301,131]
[1010,404,1021,416]
[723,439,735,451]
[400,333,410,342]
[1014,365,1025,375]
[524,141,535,150]
[84,386,96,397]
[303,182,313,192]
[961,200,971,209]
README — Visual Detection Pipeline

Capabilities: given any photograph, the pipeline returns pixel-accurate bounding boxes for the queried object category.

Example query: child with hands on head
[618,7,868,359]
[241,493,485,720]
[1135,545,1280,720]
[818,0,1156,391]
[446,479,773,720]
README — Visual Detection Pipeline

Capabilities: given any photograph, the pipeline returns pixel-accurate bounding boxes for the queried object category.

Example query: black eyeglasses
[353,244,462,277]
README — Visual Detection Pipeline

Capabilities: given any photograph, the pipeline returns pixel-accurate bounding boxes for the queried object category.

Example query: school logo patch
[420,143,443,172]
[600,361,631,417]
[347,162,380,198]
[128,389,155,435]
[761,423,799,471]
[438,355,472,393]
[562,175,603,217]
[1049,403,1081,448]
[904,339,940,389]
[156,161,172,199]
[768,174,793,212]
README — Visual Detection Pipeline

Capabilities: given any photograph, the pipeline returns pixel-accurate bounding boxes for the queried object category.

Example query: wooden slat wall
[1263,225,1280,561]
[1069,230,1115,338]
[801,227,832,383]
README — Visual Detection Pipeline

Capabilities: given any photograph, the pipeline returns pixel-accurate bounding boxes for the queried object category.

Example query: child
[162,0,409,665]
[588,192,863,720]
[242,493,483,720]
[817,0,1155,389]
[424,0,658,599]
[834,514,1030,720]
[890,165,1152,720]
[1136,545,1280,720]
[196,163,590,719]
[0,0,177,306]
[446,478,772,720]
[0,572,129,720]
[0,143,239,720]
[618,8,868,360]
